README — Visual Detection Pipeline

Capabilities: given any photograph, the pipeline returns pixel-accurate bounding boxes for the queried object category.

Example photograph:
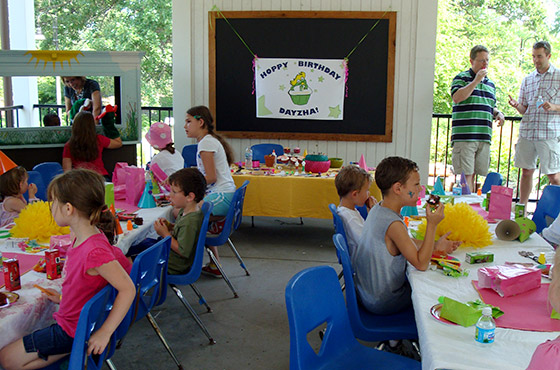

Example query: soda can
[3,258,21,291]
[515,203,525,219]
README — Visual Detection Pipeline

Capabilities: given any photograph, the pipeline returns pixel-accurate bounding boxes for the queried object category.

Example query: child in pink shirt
[527,250,560,370]
[0,169,135,369]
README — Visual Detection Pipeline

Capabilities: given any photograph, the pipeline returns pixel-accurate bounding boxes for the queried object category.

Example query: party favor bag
[478,264,541,297]
[439,296,483,327]
[488,185,513,220]
[125,166,146,206]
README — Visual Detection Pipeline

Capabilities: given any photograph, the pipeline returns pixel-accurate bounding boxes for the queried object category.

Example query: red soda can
[3,258,21,291]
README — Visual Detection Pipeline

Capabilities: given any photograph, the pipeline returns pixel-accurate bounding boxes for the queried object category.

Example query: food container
[45,250,62,280]
[329,158,343,168]
[305,160,331,173]
[3,258,21,291]
[264,155,275,167]
[465,251,494,264]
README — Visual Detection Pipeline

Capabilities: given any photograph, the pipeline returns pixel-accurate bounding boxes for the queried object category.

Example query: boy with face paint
[351,157,460,315]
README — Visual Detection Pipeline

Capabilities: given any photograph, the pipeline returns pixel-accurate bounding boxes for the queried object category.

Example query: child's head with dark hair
[47,168,107,226]
[68,112,98,162]
[375,156,419,197]
[0,166,28,197]
[168,168,207,202]
[43,113,61,127]
[335,165,372,198]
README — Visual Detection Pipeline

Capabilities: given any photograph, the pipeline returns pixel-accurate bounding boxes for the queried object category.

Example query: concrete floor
[109,217,339,370]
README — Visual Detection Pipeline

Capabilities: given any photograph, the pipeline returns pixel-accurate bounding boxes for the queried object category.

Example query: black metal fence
[431,113,545,204]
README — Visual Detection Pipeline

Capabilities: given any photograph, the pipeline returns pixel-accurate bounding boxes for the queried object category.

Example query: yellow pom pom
[10,201,70,243]
[416,202,492,248]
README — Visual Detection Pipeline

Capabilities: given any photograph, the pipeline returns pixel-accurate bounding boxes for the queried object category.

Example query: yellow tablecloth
[233,174,381,219]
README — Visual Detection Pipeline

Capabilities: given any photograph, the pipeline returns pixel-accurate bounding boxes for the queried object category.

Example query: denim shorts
[23,323,74,360]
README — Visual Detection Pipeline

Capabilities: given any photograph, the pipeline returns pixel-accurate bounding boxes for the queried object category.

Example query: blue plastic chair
[250,143,284,163]
[26,170,47,201]
[32,162,63,187]
[533,185,560,233]
[332,233,418,342]
[43,285,117,370]
[205,180,250,298]
[181,144,198,168]
[164,202,216,344]
[481,172,503,194]
[285,265,420,370]
[111,236,184,369]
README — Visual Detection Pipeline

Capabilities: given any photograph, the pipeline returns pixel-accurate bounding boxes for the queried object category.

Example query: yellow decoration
[416,202,492,248]
[10,201,70,243]
[24,50,84,71]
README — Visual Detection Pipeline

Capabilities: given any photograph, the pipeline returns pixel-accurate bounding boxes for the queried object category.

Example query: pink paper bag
[125,166,146,206]
[488,185,513,220]
[49,234,73,257]
[477,264,541,297]
[112,162,129,186]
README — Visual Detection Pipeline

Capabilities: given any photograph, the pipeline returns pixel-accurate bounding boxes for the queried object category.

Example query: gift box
[439,296,503,327]
[477,264,541,297]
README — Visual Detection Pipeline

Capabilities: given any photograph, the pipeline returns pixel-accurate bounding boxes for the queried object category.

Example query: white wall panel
[173,0,437,178]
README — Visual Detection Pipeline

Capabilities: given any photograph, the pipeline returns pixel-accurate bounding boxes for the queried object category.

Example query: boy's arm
[387,222,437,271]
[388,204,445,271]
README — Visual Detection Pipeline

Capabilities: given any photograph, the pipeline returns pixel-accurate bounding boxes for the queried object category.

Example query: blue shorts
[23,323,73,360]
[204,192,234,216]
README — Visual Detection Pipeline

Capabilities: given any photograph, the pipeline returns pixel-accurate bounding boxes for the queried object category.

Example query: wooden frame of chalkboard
[209,11,396,142]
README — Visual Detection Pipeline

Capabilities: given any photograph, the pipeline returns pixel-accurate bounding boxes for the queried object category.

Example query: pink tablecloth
[0,253,43,288]
[473,281,560,332]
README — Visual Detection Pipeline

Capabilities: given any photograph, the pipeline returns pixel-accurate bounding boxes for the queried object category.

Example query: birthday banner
[255,58,346,120]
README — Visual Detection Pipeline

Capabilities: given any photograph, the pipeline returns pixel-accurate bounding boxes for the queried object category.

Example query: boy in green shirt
[154,168,206,274]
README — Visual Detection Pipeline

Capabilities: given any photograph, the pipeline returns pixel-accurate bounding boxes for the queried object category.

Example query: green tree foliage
[432,0,559,187]
[34,0,172,106]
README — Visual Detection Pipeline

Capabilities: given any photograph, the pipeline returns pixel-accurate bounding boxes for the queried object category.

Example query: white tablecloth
[409,224,557,370]
[116,206,171,254]
[0,271,62,351]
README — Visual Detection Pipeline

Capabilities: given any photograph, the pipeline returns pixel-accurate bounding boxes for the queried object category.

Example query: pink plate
[430,303,457,326]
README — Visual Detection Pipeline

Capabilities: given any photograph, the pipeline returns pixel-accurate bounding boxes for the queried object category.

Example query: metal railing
[431,113,544,204]
[0,105,23,128]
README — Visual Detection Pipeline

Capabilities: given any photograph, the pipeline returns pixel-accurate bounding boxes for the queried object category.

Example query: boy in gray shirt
[352,156,460,315]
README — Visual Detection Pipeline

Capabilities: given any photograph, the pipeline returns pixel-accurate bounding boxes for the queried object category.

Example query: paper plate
[0,291,19,308]
[430,303,457,326]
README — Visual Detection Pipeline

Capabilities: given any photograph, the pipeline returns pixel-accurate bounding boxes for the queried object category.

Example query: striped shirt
[518,64,560,141]
[451,69,496,144]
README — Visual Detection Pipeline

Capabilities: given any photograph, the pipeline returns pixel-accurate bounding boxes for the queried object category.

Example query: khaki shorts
[451,141,490,176]
[514,137,560,174]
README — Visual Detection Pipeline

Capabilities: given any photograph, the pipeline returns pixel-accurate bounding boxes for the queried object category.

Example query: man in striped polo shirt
[451,45,505,192]
[508,41,560,210]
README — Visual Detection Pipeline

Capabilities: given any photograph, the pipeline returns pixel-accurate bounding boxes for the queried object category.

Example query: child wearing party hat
[145,122,184,176]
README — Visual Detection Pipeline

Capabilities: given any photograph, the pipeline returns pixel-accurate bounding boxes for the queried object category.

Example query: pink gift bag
[125,166,146,206]
[488,185,513,220]
[478,264,541,297]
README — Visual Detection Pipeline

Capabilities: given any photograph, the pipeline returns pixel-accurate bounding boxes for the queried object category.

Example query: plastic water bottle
[271,149,277,166]
[245,147,253,170]
[536,95,544,109]
[475,306,495,345]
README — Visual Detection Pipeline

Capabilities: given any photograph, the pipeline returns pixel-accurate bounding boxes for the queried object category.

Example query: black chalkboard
[209,11,396,142]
